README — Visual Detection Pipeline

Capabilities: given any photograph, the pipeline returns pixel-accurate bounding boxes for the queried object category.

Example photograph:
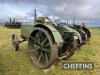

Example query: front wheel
[12,34,19,51]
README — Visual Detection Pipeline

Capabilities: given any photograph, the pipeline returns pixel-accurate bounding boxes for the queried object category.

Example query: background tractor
[5,18,21,28]
[61,19,91,46]
[68,24,91,44]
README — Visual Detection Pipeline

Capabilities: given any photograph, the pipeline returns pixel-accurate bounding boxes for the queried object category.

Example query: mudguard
[34,24,63,45]
[62,26,83,44]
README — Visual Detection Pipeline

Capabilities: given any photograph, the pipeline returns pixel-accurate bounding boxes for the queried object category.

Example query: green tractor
[58,19,91,47]
[12,9,91,69]
[68,24,91,44]
[54,21,83,47]
[12,16,79,69]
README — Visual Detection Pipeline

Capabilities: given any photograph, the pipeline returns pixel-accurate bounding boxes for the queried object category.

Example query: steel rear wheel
[28,28,58,69]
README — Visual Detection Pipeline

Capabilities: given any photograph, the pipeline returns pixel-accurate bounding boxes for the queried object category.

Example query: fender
[33,24,63,44]
[62,26,83,44]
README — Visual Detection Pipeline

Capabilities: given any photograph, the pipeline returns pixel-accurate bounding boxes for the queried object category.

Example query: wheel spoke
[45,43,50,47]
[37,31,42,44]
[30,36,40,46]
[42,48,50,53]
[30,36,37,41]
[42,38,48,45]
[45,53,49,65]
[41,52,45,60]
[36,52,42,64]
[29,44,40,52]
[35,31,41,38]
[29,47,39,53]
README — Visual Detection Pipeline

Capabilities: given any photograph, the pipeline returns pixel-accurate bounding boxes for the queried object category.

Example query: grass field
[0,26,100,75]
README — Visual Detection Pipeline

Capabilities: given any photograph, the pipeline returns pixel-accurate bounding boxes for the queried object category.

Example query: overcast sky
[0,0,100,26]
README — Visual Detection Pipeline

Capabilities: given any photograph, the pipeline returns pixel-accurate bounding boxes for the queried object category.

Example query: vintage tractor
[5,18,21,28]
[81,23,91,41]
[68,24,91,44]
[12,16,78,69]
[54,21,83,47]
[55,20,91,47]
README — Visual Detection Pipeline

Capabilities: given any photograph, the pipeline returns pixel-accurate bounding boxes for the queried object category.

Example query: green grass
[0,26,100,75]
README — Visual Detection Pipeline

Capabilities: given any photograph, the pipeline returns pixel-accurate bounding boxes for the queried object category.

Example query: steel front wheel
[12,34,19,51]
[28,28,58,69]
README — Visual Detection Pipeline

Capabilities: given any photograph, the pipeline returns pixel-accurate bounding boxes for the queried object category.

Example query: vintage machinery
[68,24,91,44]
[12,10,91,69]
[5,18,21,28]
[12,16,78,69]
[55,22,83,47]
[55,20,91,47]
